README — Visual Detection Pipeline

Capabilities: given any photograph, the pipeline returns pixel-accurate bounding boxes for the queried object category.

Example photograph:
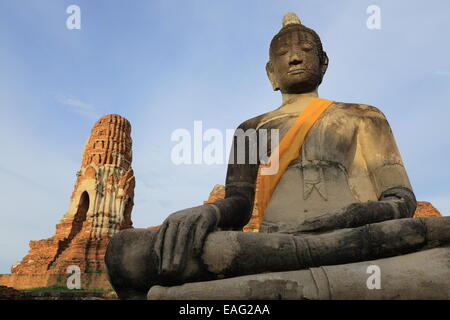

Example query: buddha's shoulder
[237,101,389,130]
[236,111,275,130]
[238,107,302,130]
[330,101,388,121]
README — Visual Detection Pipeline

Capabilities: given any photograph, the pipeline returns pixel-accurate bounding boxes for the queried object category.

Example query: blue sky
[0,0,449,273]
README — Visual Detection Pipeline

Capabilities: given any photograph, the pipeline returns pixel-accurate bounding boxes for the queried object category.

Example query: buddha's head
[266,13,328,94]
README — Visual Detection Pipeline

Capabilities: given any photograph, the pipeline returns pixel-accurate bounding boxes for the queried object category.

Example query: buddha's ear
[321,51,329,77]
[266,61,280,91]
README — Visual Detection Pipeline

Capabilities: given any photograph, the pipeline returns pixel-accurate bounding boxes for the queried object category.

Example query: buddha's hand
[154,204,220,276]
[287,198,412,235]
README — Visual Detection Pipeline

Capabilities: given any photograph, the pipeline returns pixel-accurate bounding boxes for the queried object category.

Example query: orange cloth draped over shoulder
[247,98,335,232]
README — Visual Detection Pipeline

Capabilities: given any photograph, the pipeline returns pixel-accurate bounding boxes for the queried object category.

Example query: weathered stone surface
[148,245,450,300]
[204,185,443,231]
[0,114,135,290]
[108,216,450,300]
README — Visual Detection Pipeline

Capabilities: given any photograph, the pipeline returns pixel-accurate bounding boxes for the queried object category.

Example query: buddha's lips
[288,69,307,75]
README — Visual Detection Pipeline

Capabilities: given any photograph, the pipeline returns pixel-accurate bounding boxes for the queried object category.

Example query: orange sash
[246,98,335,232]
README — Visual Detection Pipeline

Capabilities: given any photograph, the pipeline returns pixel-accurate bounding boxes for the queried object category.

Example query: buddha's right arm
[209,166,258,231]
[154,119,261,275]
[207,120,261,230]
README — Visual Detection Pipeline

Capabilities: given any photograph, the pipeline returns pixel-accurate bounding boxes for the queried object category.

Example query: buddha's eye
[277,47,288,56]
[301,43,313,52]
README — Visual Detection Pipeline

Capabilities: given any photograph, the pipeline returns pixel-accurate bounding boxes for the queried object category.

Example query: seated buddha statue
[105,13,450,300]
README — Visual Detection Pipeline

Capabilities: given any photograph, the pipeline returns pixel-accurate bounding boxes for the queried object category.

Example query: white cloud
[57,96,100,119]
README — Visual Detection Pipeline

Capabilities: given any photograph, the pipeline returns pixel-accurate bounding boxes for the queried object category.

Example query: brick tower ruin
[0,114,135,289]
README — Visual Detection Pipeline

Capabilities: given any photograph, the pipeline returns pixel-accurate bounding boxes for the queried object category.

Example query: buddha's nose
[289,54,303,66]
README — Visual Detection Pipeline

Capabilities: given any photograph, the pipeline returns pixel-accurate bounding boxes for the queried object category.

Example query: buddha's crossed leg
[105,217,450,299]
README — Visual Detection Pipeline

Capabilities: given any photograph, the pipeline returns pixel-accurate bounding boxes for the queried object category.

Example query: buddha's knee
[105,228,159,299]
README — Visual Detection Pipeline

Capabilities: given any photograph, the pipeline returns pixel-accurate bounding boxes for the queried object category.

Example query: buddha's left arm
[357,107,417,220]
[291,107,417,233]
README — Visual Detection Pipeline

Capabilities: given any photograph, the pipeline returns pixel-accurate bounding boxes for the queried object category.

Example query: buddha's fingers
[154,223,168,273]
[287,210,342,234]
[160,222,179,275]
[172,216,200,271]
[298,215,333,232]
[297,200,410,234]
[192,217,215,256]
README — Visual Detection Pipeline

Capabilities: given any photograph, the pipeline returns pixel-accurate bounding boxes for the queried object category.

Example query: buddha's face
[268,29,326,94]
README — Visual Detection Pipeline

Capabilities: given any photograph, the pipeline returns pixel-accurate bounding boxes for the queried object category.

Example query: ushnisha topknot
[270,12,327,65]
[282,12,301,27]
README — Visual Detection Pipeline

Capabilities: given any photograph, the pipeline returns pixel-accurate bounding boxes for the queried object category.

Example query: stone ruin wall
[1,114,135,289]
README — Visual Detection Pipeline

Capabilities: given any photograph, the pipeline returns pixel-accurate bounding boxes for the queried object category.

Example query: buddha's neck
[279,89,319,113]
